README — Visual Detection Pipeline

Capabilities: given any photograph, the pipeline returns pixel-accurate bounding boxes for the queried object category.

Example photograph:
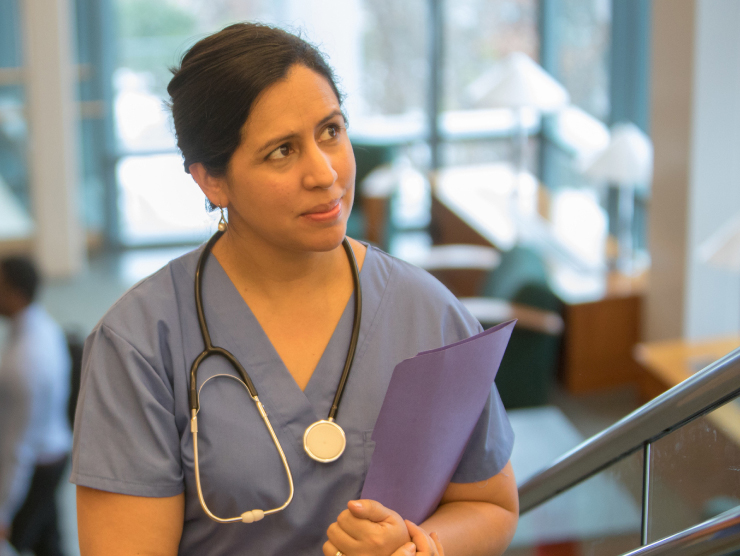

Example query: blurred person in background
[0,256,71,556]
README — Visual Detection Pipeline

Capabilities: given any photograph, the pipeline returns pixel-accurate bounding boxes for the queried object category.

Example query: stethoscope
[189,219,362,524]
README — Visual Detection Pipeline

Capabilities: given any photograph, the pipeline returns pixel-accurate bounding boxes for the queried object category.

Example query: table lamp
[582,122,653,274]
[472,52,569,176]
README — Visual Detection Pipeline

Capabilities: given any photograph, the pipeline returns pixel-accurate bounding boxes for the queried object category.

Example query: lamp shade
[583,122,653,186]
[553,105,610,160]
[470,52,569,112]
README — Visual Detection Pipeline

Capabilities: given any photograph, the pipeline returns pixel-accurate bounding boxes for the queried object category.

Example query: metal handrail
[518,346,740,514]
[620,505,740,556]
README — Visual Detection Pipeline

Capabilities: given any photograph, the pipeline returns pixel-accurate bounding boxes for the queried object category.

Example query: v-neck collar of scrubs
[195,243,376,449]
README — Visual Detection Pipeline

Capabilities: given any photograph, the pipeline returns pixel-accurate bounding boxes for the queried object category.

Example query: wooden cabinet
[559,293,642,393]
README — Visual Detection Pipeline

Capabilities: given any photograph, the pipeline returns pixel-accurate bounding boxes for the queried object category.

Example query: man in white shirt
[0,257,71,556]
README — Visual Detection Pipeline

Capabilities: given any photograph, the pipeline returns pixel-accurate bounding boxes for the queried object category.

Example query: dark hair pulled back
[0,256,40,302]
[168,23,343,177]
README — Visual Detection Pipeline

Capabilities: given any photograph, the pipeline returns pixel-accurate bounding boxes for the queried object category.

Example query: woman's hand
[323,499,411,556]
[390,521,445,556]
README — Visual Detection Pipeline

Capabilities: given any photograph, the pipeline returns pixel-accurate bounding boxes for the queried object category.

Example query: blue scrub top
[71,244,514,555]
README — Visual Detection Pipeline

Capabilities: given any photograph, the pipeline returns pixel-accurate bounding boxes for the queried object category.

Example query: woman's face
[217,64,356,254]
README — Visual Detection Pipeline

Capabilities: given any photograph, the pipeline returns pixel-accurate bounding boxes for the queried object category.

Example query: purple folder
[361,319,516,524]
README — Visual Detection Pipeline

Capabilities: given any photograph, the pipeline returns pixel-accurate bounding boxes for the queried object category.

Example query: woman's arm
[325,460,518,556]
[420,461,518,556]
[76,486,184,556]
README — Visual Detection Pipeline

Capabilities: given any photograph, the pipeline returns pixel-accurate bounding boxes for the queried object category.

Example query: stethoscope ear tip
[241,509,265,523]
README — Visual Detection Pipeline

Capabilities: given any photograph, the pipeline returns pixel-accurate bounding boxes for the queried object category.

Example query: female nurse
[71,23,518,556]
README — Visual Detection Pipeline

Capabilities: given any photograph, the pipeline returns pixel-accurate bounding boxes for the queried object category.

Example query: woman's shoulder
[92,248,202,346]
[363,244,480,330]
[364,244,456,296]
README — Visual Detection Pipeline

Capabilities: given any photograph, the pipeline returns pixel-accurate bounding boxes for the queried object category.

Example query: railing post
[641,441,652,546]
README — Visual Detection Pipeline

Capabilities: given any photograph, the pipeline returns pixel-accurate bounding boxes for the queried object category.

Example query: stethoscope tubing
[191,392,294,523]
[190,230,258,412]
[188,231,361,523]
[328,238,361,421]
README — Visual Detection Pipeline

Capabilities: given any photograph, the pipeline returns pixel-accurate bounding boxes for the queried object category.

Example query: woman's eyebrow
[257,131,298,154]
[256,109,344,153]
[316,109,344,128]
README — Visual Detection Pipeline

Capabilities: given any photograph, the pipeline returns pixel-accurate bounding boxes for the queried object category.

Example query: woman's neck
[210,227,352,303]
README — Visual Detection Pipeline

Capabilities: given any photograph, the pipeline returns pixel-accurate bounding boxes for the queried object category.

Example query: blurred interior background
[0,1,739,555]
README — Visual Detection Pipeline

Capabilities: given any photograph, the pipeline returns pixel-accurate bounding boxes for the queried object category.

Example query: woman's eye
[320,125,340,141]
[267,144,292,160]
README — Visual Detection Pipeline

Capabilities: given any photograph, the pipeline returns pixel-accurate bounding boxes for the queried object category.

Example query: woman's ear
[189,162,228,208]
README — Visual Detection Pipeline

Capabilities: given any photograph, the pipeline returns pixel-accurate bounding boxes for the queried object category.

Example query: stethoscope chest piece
[303,420,346,463]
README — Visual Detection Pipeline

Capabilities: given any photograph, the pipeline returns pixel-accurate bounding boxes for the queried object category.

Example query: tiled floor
[8,246,643,555]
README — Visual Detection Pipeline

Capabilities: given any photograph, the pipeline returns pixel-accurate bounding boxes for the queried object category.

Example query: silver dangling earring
[217,205,228,232]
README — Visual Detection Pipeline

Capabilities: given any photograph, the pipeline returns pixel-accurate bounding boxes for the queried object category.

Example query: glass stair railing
[620,505,740,556]
[512,346,740,556]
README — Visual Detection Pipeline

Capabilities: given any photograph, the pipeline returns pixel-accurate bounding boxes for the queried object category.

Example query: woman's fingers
[390,541,418,556]
[405,521,430,551]
[404,520,445,556]
[322,540,339,556]
[325,511,444,556]
[334,509,365,540]
[332,500,410,554]
[431,532,445,556]
[346,499,396,522]
[336,508,374,539]
[326,519,358,554]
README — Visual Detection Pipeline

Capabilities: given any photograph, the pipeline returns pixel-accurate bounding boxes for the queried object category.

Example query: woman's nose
[302,143,338,189]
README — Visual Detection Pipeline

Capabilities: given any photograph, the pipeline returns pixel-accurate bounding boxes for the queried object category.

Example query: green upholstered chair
[411,242,564,408]
[478,246,564,408]
[347,142,396,245]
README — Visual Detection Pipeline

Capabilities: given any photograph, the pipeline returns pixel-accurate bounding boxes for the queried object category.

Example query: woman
[71,23,518,556]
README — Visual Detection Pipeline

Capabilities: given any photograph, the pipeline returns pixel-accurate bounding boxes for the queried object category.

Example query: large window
[0,1,31,243]
[541,0,612,192]
[0,0,115,244]
[61,0,648,249]
[440,0,540,168]
[555,0,611,121]
[111,0,433,245]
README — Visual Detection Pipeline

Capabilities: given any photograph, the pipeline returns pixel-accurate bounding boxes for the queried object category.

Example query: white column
[684,0,740,338]
[646,0,740,340]
[21,0,84,278]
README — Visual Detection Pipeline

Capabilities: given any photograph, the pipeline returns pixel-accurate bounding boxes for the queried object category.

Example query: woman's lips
[302,200,342,221]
